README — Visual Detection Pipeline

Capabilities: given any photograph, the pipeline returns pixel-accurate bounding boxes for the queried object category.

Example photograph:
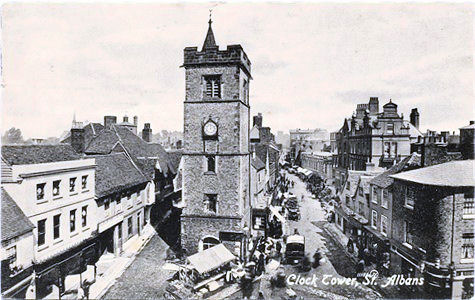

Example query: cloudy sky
[2,3,473,139]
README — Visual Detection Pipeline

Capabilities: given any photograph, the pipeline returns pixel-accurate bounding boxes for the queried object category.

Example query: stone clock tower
[180,19,252,254]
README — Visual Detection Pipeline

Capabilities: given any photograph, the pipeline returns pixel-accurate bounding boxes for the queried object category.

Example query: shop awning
[187,244,235,274]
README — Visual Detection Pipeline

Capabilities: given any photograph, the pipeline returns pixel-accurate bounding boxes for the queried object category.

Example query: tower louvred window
[205,75,221,98]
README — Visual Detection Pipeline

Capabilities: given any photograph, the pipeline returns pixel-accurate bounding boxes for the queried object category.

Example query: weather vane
[209,8,213,24]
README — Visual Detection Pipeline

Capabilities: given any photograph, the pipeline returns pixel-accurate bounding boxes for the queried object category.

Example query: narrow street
[262,172,381,299]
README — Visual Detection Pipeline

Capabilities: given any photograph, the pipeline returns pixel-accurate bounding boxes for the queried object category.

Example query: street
[102,172,381,299]
[263,172,380,299]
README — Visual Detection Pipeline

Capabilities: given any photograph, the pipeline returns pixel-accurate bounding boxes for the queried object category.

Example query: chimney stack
[123,115,129,123]
[133,116,138,126]
[142,123,152,142]
[104,116,117,129]
[253,113,263,128]
[410,108,420,129]
[470,121,475,125]
[71,125,85,153]
[369,97,379,115]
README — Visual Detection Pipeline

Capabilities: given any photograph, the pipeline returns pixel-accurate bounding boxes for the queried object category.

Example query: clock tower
[180,19,252,254]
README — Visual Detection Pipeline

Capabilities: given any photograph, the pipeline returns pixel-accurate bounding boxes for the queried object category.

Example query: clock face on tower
[203,121,218,139]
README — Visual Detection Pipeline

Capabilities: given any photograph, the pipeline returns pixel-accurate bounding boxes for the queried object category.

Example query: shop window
[37,183,45,201]
[52,180,61,196]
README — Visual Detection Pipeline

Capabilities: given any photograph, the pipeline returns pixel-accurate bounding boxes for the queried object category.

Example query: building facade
[180,20,252,254]
[337,97,414,171]
[301,151,333,180]
[1,145,97,298]
[390,161,474,299]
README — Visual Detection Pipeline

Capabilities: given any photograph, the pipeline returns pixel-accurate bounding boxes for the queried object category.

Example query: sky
[2,3,474,139]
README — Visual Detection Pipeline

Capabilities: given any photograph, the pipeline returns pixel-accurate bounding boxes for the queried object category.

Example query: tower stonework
[180,20,252,254]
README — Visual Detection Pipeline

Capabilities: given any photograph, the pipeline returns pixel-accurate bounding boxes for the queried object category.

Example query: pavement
[69,224,157,300]
[101,229,174,299]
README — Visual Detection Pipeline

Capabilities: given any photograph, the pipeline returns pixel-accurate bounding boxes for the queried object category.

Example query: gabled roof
[167,150,183,174]
[85,124,173,177]
[2,188,34,241]
[370,152,422,188]
[2,144,81,165]
[91,153,148,198]
[390,160,475,187]
[250,125,260,141]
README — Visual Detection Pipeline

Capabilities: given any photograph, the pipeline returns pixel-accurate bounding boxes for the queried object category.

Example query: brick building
[337,97,418,171]
[180,19,252,254]
[390,160,474,299]
[460,121,475,160]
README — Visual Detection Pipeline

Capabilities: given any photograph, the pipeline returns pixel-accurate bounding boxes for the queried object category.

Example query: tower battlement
[183,45,251,76]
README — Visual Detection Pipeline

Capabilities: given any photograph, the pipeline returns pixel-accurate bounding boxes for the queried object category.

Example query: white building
[1,145,97,298]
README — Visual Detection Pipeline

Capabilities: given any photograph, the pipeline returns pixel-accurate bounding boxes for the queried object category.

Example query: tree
[2,127,24,144]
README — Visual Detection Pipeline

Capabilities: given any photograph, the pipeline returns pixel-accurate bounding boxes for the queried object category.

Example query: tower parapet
[183,45,252,77]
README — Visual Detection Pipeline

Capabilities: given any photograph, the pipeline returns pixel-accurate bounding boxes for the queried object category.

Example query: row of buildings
[325,97,474,299]
[1,115,181,298]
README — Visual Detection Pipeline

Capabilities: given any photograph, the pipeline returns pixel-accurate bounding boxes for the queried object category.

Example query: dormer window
[204,75,221,98]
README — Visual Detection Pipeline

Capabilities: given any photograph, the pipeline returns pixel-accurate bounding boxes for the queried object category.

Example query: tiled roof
[85,124,173,177]
[390,160,475,187]
[2,145,81,165]
[167,150,183,174]
[92,153,148,198]
[251,156,265,170]
[61,122,105,146]
[369,153,422,188]
[1,188,34,241]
